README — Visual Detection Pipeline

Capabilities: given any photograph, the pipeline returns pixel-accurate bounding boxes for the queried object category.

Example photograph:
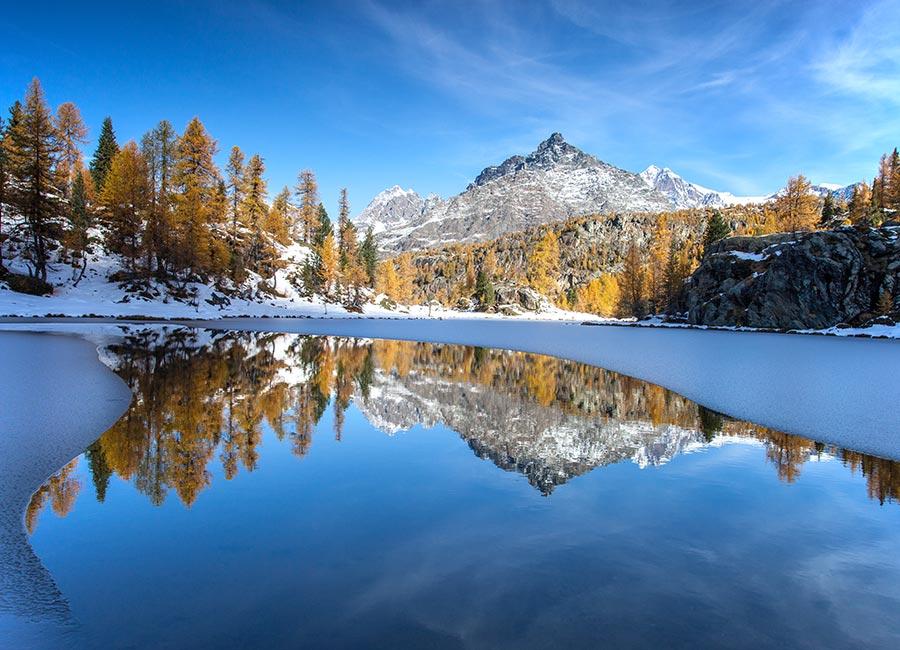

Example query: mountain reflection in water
[27,327,900,528]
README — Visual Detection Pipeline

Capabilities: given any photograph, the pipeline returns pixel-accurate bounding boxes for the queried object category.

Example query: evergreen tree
[90,116,119,193]
[820,193,837,228]
[475,269,495,307]
[701,209,730,257]
[294,169,318,243]
[242,153,269,275]
[66,165,94,284]
[359,226,377,287]
[0,114,7,270]
[5,78,61,282]
[314,202,332,245]
[337,188,355,271]
[226,146,246,241]
[141,120,176,275]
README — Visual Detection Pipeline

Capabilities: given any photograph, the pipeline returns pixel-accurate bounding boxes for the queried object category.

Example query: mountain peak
[471,133,599,189]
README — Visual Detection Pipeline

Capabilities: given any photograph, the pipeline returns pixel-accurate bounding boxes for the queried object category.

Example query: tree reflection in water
[27,327,900,529]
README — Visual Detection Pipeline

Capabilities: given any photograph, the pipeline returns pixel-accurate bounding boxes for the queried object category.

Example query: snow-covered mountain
[640,165,857,210]
[355,133,674,252]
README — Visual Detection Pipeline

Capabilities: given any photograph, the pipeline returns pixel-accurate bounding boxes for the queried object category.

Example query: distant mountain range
[355,133,857,253]
[640,165,857,210]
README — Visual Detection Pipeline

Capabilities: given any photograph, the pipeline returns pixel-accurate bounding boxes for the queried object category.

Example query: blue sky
[2,0,898,215]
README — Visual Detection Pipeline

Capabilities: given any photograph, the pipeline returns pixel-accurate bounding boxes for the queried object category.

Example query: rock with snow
[681,227,900,329]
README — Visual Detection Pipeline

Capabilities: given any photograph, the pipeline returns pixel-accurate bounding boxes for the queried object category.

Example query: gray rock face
[355,134,674,253]
[682,227,900,329]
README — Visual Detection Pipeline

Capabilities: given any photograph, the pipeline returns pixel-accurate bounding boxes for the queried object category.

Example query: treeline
[26,331,900,529]
[0,78,378,306]
[391,163,899,318]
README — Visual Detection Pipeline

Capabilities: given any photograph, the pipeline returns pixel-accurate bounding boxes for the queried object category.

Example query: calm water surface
[20,329,900,649]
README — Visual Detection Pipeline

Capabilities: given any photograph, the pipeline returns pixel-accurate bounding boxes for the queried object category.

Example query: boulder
[681,227,900,329]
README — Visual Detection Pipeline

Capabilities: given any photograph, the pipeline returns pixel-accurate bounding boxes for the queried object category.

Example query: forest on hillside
[1,78,898,318]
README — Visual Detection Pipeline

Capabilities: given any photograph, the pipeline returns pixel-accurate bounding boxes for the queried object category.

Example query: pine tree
[102,141,149,273]
[54,102,88,194]
[820,193,837,228]
[701,209,730,257]
[359,226,377,287]
[141,120,176,274]
[0,114,7,270]
[294,169,318,243]
[5,78,61,282]
[242,153,269,275]
[66,165,94,284]
[314,203,332,245]
[475,269,495,307]
[90,116,119,193]
[337,188,356,271]
[888,148,900,211]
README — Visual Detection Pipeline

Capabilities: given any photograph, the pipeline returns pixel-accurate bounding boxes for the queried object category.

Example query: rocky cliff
[681,227,900,329]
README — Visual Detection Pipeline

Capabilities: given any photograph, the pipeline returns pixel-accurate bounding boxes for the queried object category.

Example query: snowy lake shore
[0,332,131,648]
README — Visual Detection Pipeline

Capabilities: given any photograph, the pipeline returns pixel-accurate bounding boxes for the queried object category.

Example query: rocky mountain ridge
[640,165,857,211]
[355,133,674,253]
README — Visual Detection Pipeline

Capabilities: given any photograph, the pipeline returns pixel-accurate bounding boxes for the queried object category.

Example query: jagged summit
[356,133,673,252]
[470,133,600,189]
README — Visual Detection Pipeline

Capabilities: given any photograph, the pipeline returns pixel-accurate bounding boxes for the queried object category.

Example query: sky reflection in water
[25,329,900,649]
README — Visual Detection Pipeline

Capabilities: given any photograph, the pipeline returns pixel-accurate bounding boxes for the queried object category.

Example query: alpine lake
[11,328,900,649]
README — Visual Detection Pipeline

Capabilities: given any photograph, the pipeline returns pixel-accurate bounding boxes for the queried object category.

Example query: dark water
[21,329,900,649]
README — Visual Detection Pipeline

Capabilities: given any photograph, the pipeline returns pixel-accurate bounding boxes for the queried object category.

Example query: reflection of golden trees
[25,458,82,534]
[25,332,900,532]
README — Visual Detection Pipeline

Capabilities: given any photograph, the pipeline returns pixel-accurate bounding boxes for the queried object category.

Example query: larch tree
[774,175,818,232]
[618,243,647,318]
[265,186,294,247]
[526,229,560,296]
[294,169,318,243]
[376,259,399,300]
[396,254,415,303]
[54,101,88,193]
[849,182,875,226]
[318,232,338,300]
[101,141,150,273]
[172,117,225,278]
[90,116,119,194]
[5,78,61,283]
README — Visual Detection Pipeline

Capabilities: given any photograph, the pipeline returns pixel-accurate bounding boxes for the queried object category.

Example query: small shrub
[6,273,53,296]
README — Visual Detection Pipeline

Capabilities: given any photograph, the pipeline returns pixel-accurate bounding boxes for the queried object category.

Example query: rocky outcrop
[682,227,900,329]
